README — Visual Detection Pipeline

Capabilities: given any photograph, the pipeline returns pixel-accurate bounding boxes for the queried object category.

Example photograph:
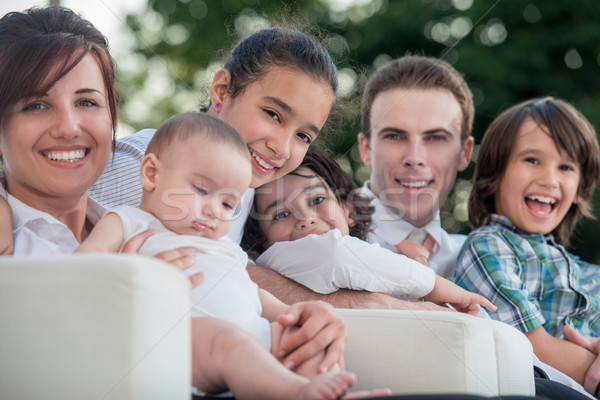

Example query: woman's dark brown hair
[0,6,118,136]
[469,97,600,245]
[241,147,374,257]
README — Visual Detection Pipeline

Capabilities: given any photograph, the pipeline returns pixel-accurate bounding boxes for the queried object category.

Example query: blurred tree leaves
[117,0,600,262]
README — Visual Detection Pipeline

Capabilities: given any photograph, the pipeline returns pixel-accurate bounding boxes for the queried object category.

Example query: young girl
[455,97,600,390]
[242,147,496,315]
[89,25,338,243]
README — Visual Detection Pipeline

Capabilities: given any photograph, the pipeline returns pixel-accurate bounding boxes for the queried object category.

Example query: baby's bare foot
[300,371,355,400]
[343,388,392,398]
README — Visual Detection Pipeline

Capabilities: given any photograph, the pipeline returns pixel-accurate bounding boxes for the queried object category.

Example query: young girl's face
[254,167,351,248]
[214,66,335,188]
[495,118,580,235]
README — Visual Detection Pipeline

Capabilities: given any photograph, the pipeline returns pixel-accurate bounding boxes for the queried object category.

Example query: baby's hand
[424,275,496,316]
[121,231,202,288]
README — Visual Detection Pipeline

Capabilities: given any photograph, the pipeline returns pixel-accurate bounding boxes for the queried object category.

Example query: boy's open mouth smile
[525,194,557,217]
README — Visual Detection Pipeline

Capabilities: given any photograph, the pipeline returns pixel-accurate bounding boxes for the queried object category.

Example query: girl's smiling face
[254,167,351,248]
[495,118,580,235]
[213,66,335,188]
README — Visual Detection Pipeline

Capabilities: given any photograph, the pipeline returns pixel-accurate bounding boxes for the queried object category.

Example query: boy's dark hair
[361,55,473,142]
[241,147,374,257]
[469,97,600,245]
[146,112,248,161]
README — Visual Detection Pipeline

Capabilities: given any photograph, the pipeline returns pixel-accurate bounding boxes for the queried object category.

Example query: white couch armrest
[337,308,535,396]
[0,254,191,400]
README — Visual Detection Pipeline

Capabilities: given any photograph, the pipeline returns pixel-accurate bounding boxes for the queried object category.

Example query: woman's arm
[0,194,13,255]
[74,213,125,253]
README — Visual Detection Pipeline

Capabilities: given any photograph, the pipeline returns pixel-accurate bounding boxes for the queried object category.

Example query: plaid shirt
[456,214,600,337]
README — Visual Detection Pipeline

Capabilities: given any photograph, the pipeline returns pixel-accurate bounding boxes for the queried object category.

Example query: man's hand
[563,324,600,396]
[276,301,346,374]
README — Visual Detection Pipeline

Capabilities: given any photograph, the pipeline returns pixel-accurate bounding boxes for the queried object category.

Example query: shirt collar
[9,194,106,231]
[361,180,443,245]
[489,213,551,243]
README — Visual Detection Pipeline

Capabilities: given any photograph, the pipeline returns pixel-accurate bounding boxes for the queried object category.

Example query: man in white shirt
[356,55,474,281]
[354,55,599,398]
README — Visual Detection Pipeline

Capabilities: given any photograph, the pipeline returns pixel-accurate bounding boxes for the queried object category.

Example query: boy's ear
[140,153,160,192]
[209,68,231,112]
[358,133,372,167]
[457,136,475,172]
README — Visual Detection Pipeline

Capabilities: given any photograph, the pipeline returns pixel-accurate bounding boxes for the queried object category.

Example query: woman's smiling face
[0,54,112,204]
[215,66,335,188]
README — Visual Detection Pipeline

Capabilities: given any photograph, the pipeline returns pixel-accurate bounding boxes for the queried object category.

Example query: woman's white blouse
[9,194,105,255]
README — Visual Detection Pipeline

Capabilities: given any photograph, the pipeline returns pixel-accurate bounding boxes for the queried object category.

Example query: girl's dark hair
[0,7,118,136]
[469,97,600,245]
[241,146,374,257]
[223,26,338,101]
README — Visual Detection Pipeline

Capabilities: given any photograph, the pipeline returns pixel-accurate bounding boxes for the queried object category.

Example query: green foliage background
[116,0,600,262]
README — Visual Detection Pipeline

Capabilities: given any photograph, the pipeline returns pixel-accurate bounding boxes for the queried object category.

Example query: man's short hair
[361,55,474,142]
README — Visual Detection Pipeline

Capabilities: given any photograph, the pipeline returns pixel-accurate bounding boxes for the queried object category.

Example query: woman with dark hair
[0,6,351,397]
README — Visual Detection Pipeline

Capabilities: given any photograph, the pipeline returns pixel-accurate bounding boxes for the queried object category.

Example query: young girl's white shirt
[112,205,271,349]
[256,228,436,299]
[8,194,105,255]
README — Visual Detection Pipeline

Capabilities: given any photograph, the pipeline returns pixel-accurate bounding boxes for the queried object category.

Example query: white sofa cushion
[0,254,191,400]
[337,308,535,396]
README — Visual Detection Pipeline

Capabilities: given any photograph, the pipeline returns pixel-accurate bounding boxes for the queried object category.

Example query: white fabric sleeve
[255,229,436,299]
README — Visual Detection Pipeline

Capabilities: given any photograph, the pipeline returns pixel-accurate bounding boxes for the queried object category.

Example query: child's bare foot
[300,371,355,400]
[343,388,393,398]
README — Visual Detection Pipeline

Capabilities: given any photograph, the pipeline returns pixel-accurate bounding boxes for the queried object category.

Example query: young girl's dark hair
[0,6,118,136]
[241,147,374,257]
[469,97,600,245]
[223,26,338,101]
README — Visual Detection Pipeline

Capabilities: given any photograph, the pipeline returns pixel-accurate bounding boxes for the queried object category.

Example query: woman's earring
[214,102,221,110]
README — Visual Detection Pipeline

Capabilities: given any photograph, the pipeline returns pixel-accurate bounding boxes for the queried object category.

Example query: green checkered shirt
[456,214,600,337]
